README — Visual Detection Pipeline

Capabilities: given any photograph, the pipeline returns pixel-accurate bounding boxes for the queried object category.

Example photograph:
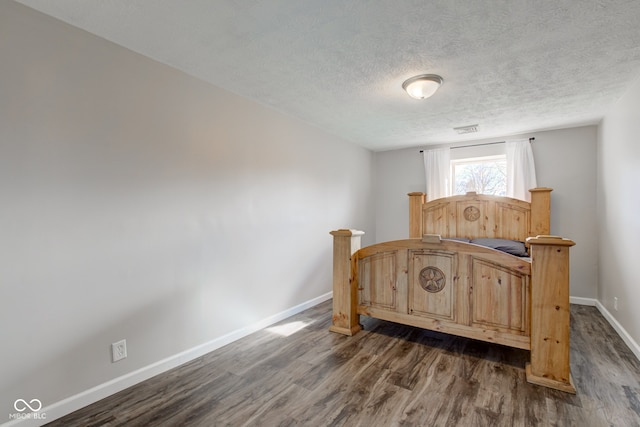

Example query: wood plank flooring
[46,302,640,426]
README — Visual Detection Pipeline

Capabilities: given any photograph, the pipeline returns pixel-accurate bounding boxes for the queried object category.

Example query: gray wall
[598,73,640,347]
[0,2,375,414]
[374,126,598,299]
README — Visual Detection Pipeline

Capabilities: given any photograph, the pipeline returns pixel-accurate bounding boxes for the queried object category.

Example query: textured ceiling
[15,0,640,151]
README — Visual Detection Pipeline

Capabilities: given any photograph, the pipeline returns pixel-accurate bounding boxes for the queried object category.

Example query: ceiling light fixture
[402,74,443,100]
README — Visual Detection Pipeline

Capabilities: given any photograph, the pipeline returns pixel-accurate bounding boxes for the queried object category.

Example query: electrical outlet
[614,297,618,311]
[112,339,127,362]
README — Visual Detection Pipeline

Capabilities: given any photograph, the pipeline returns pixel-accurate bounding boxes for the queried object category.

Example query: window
[450,155,507,196]
[424,139,535,202]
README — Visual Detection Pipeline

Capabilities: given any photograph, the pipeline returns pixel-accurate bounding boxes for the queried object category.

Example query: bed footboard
[329,230,576,393]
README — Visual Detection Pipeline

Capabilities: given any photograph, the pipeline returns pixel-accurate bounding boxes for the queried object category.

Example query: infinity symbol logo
[14,399,42,412]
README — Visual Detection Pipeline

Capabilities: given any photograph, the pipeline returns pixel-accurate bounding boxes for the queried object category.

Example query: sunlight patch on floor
[266,320,309,337]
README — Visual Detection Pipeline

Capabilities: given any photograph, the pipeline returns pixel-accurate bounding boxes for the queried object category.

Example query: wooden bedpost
[329,229,364,336]
[408,192,425,238]
[526,235,576,393]
[529,188,552,236]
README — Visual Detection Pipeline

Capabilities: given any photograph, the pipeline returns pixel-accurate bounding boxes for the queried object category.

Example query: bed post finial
[529,187,552,236]
[408,192,425,238]
[329,229,364,336]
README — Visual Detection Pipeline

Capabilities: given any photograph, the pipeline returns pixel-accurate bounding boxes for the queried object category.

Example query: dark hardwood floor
[46,302,640,426]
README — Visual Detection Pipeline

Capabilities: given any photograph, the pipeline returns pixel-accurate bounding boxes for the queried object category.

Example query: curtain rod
[419,137,534,153]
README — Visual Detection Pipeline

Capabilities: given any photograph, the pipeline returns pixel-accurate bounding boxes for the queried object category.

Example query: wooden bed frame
[330,188,576,393]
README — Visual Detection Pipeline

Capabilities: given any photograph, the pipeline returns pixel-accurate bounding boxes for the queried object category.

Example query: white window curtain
[423,148,451,201]
[506,139,537,201]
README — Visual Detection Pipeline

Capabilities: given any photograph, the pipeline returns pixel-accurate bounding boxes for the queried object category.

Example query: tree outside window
[451,155,506,196]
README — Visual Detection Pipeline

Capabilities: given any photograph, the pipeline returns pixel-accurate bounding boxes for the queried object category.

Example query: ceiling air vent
[453,124,479,134]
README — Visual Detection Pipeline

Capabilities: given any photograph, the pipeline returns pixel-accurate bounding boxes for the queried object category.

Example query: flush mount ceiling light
[402,74,444,100]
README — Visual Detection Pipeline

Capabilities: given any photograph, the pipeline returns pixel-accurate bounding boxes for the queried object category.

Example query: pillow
[470,238,529,257]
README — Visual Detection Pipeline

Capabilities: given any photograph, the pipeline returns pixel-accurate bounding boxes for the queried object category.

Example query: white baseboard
[594,300,640,362]
[3,292,332,427]
[569,296,597,306]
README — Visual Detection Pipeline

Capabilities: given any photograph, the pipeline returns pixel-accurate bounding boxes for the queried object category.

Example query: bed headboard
[408,188,552,241]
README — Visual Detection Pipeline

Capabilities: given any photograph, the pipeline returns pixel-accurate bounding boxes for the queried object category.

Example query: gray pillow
[470,238,529,257]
